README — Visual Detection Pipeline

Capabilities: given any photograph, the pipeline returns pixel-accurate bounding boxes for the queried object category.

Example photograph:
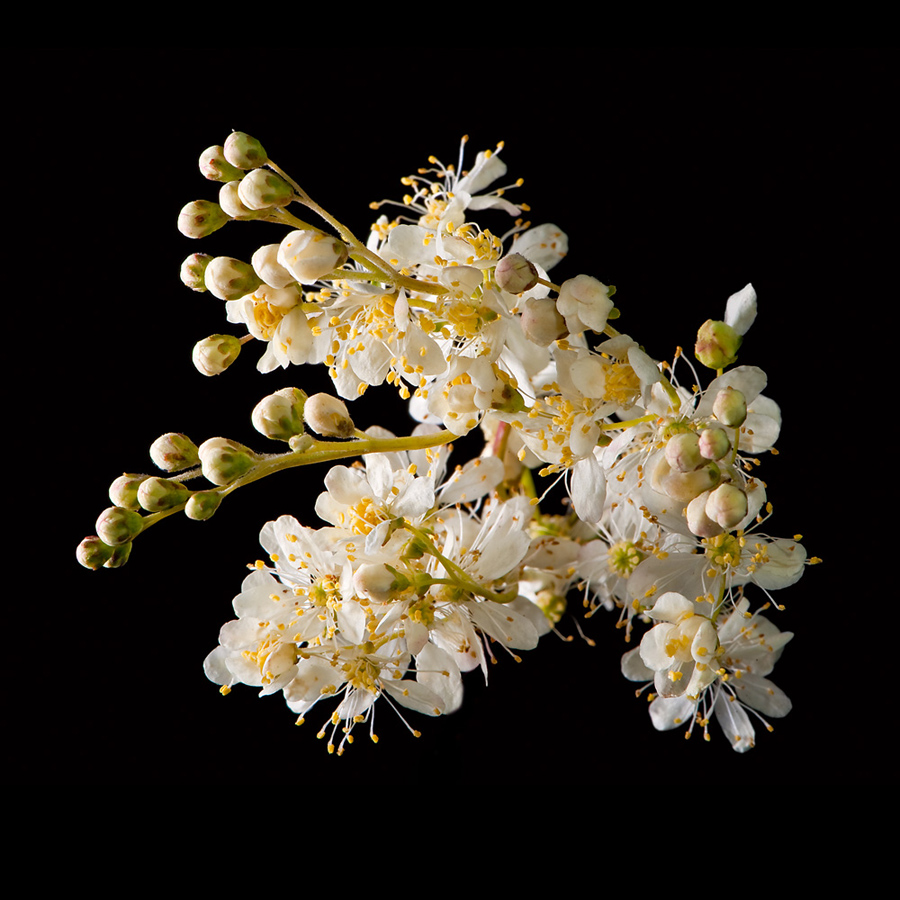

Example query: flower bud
[137,476,190,511]
[699,426,730,460]
[199,145,244,183]
[198,438,259,485]
[104,542,132,569]
[712,386,747,427]
[178,200,229,239]
[686,492,724,538]
[149,433,200,472]
[192,334,242,376]
[652,456,720,503]
[664,432,703,473]
[251,244,296,289]
[277,230,348,284]
[304,393,355,437]
[204,256,263,301]
[109,473,148,510]
[496,253,539,293]
[252,388,307,441]
[557,274,614,334]
[521,297,567,346]
[694,319,741,370]
[185,490,222,521]
[223,131,268,169]
[96,506,144,546]
[218,181,268,220]
[353,563,406,603]
[77,535,114,570]
[180,253,213,291]
[706,483,748,529]
[238,168,294,210]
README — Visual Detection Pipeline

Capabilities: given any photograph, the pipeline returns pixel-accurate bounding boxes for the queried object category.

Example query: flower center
[704,532,743,569]
[607,540,645,578]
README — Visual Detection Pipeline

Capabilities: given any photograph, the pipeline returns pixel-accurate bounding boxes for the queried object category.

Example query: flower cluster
[77,133,817,753]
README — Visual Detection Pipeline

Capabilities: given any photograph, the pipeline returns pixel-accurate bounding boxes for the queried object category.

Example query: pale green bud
[77,535,114,570]
[238,168,294,210]
[695,319,741,370]
[303,393,355,438]
[652,456,721,503]
[180,253,213,291]
[192,334,242,376]
[178,200,229,239]
[104,542,133,568]
[699,426,731,460]
[706,483,748,529]
[109,473,148,510]
[664,432,703,473]
[218,181,268,220]
[198,437,259,485]
[712,386,747,427]
[204,256,262,301]
[223,132,267,169]
[96,506,144,546]
[495,253,539,293]
[199,145,245,182]
[252,388,307,441]
[137,476,190,512]
[185,490,222,521]
[686,492,724,538]
[149,433,200,472]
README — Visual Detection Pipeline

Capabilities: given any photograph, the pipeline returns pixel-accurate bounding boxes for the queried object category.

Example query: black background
[9,48,891,783]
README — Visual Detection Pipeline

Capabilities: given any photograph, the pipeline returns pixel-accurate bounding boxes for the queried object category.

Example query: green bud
[109,473,149,510]
[712,386,747,427]
[238,168,294,210]
[178,200,229,239]
[199,145,245,183]
[96,506,145,546]
[77,535,114,570]
[185,490,222,521]
[149,433,200,472]
[252,387,308,441]
[137,476,190,512]
[204,256,262,301]
[198,437,259,485]
[104,542,132,568]
[695,319,742,370]
[180,253,213,291]
[192,334,242,376]
[223,132,268,169]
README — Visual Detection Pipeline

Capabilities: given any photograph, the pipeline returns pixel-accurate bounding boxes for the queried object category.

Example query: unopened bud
[149,433,200,472]
[496,253,539,293]
[277,230,348,284]
[204,256,262,301]
[664,432,703,473]
[198,437,259,485]
[223,132,267,169]
[96,506,144,546]
[652,456,720,503]
[353,563,406,603]
[178,200,229,239]
[251,244,296,289]
[252,388,307,441]
[109,473,148,510]
[521,297,567,346]
[712,386,747,427]
[686,492,724,538]
[137,476,190,512]
[180,253,213,291]
[238,168,294,210]
[699,426,730,460]
[77,536,114,570]
[218,181,268,220]
[695,319,741,370]
[304,393,355,438]
[706,483,748,529]
[199,145,245,183]
[193,334,242,376]
[557,274,614,334]
[185,490,222,521]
